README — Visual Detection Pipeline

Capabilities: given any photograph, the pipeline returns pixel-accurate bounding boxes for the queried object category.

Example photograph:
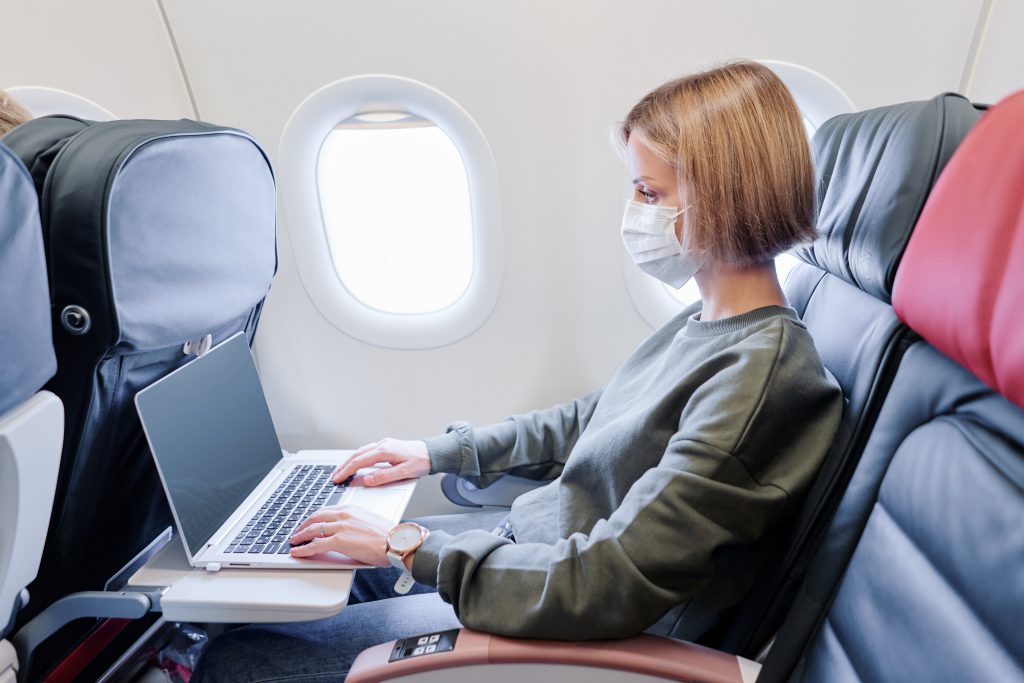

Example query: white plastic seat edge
[0,639,16,682]
[0,391,65,635]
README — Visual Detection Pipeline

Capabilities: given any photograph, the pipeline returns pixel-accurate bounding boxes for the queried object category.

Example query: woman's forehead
[627,136,675,183]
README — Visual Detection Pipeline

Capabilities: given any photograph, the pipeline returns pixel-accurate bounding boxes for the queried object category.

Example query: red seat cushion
[893,90,1024,409]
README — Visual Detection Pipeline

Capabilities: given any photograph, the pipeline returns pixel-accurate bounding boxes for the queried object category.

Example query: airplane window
[317,112,472,314]
[774,251,802,285]
[663,277,702,307]
[802,116,817,139]
[280,75,502,349]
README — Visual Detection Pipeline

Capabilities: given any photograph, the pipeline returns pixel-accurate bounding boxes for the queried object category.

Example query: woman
[195,60,843,680]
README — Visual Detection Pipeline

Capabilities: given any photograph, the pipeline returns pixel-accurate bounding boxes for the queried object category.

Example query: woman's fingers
[331,438,431,484]
[332,449,396,483]
[291,518,339,545]
[331,450,381,482]
[362,462,417,487]
[287,506,392,566]
[289,536,330,558]
[292,506,346,535]
[331,441,382,480]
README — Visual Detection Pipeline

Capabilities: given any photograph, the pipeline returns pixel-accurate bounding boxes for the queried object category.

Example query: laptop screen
[136,333,284,557]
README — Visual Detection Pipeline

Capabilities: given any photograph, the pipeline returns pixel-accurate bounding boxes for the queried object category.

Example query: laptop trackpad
[345,488,407,517]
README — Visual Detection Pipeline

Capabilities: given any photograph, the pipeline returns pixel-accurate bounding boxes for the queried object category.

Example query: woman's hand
[331,438,431,487]
[289,505,392,566]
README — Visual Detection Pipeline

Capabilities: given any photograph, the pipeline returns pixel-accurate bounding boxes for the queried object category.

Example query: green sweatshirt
[413,304,843,641]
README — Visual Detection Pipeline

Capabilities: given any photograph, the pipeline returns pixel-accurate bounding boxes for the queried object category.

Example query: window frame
[6,86,117,120]
[279,74,502,349]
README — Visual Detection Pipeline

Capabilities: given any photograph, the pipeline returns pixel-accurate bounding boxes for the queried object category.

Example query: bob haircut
[619,61,816,266]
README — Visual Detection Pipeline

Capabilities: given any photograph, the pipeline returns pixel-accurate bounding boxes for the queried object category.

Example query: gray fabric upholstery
[795,93,979,303]
[0,143,55,417]
[107,133,276,350]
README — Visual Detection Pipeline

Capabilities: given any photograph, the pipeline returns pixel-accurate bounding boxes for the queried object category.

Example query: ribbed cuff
[410,530,451,587]
[423,431,464,475]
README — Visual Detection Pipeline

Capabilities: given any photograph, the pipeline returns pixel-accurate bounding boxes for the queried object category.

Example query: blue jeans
[192,509,509,683]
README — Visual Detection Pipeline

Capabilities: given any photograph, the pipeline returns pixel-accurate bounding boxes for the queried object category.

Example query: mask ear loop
[674,204,708,263]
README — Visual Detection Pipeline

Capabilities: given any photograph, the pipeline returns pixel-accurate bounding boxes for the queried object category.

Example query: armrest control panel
[388,628,460,661]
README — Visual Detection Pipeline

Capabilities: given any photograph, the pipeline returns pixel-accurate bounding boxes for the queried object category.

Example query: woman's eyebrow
[632,175,655,184]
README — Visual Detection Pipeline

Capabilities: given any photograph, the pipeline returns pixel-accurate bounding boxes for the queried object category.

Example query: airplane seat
[759,86,1024,682]
[345,88,1024,683]
[0,143,64,681]
[702,93,981,658]
[1,117,277,678]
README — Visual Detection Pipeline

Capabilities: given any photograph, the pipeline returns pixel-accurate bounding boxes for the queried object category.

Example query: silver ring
[320,522,326,538]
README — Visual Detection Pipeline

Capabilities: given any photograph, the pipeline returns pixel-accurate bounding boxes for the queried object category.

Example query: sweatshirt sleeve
[411,321,843,639]
[423,389,603,487]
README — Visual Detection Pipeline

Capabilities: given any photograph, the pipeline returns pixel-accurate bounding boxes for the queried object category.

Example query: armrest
[347,629,761,683]
[439,474,546,508]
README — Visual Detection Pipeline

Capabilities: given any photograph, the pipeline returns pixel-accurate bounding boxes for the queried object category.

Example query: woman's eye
[638,188,656,203]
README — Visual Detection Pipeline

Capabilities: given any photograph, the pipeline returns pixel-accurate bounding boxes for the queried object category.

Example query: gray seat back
[774,89,1024,681]
[0,142,63,645]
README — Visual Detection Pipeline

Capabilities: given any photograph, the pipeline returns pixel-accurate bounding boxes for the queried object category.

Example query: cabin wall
[0,0,192,119]
[964,0,1024,105]
[3,0,1017,514]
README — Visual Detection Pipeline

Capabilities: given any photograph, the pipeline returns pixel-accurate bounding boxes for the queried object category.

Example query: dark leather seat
[761,89,1024,682]
[708,94,980,658]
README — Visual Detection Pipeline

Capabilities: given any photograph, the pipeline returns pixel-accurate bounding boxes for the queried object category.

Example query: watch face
[389,524,422,553]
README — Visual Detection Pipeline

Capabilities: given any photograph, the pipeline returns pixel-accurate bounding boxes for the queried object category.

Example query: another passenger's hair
[619,61,815,265]
[0,90,31,135]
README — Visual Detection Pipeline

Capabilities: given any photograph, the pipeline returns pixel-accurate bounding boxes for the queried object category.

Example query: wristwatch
[386,522,428,594]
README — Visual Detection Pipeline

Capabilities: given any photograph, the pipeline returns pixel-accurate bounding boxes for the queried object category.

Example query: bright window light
[803,116,817,139]
[662,251,805,306]
[317,115,473,314]
[663,276,702,307]
[774,251,802,285]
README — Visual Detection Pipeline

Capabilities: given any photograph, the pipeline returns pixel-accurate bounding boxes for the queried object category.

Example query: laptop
[135,332,416,570]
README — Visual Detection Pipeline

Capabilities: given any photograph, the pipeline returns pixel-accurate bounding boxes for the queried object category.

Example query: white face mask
[620,199,702,288]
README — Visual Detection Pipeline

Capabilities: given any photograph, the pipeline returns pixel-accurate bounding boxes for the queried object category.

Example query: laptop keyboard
[223,465,350,555]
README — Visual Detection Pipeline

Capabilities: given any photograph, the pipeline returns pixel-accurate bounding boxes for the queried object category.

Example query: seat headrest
[796,94,980,303]
[893,90,1024,410]
[4,118,277,354]
[0,143,55,416]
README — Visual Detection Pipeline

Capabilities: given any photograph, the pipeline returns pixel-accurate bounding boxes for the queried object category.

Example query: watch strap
[393,569,415,594]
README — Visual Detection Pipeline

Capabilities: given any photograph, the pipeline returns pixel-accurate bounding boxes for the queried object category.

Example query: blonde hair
[619,61,815,265]
[0,90,31,135]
